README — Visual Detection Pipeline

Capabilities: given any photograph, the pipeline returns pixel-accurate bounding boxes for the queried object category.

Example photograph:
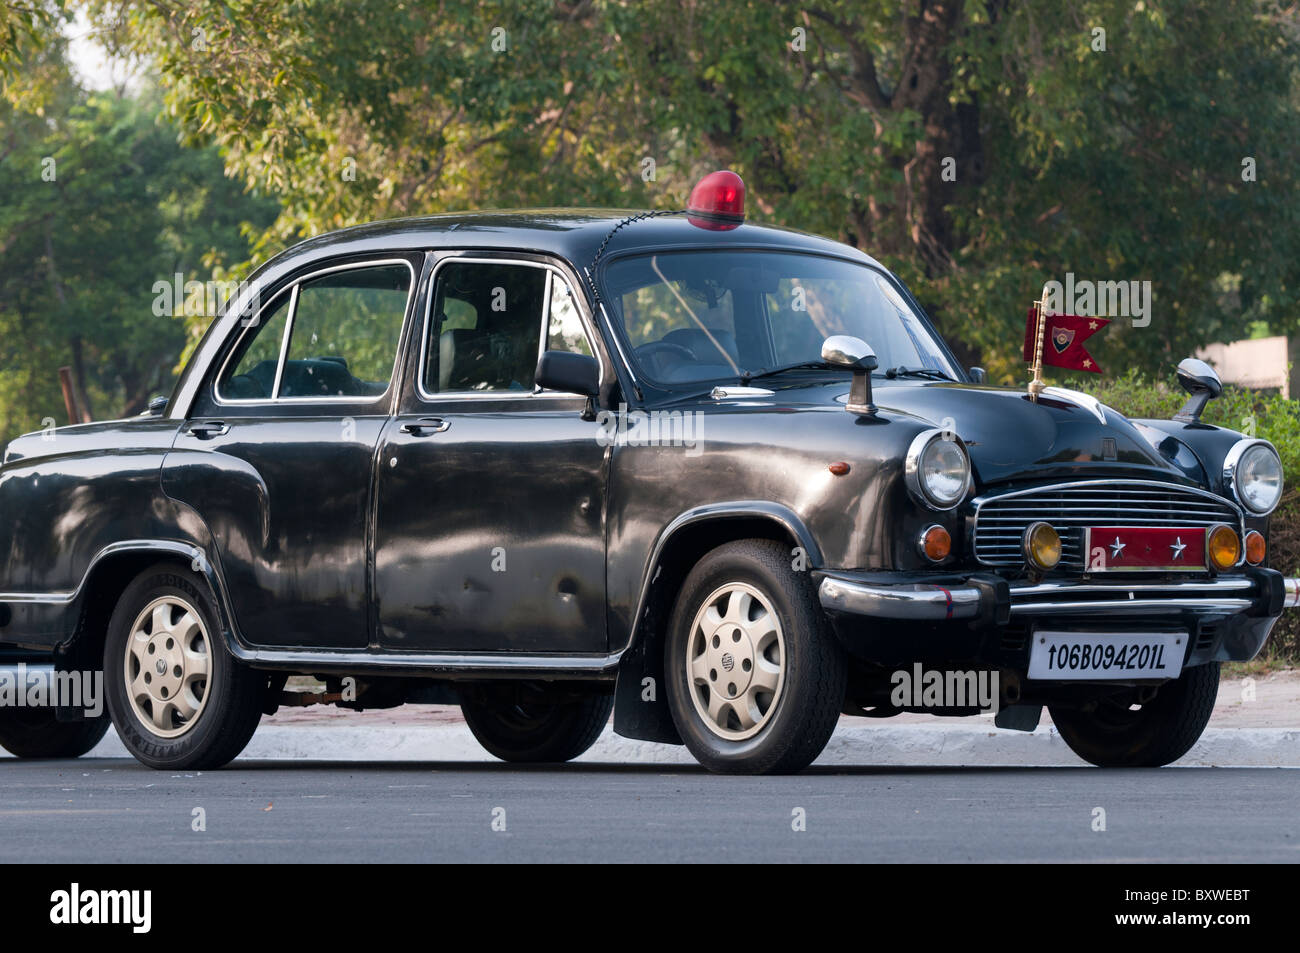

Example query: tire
[104,563,265,770]
[461,683,613,763]
[0,709,110,759]
[664,539,847,775]
[1049,662,1220,767]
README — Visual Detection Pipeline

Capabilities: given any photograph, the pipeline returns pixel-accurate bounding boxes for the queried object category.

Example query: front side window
[215,261,412,402]
[546,274,593,358]
[424,261,591,394]
[601,250,957,386]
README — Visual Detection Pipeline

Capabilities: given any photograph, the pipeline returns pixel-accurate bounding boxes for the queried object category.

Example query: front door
[373,256,608,654]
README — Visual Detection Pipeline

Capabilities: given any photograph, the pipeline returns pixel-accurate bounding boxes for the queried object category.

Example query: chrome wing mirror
[1173,357,1222,423]
[822,335,879,417]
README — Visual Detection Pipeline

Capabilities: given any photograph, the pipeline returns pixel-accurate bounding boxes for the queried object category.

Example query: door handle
[400,417,450,436]
[186,420,229,439]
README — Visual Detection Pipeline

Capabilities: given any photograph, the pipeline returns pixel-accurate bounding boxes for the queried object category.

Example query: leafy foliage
[0,41,277,445]
[73,0,1300,384]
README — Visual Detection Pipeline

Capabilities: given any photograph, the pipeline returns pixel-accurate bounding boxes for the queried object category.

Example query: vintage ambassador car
[0,171,1295,774]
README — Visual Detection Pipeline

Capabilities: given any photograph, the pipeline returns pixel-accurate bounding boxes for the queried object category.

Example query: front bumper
[819,570,1297,621]
[817,568,1296,666]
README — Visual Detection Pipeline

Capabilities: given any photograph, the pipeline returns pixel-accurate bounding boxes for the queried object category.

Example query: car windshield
[601,250,958,387]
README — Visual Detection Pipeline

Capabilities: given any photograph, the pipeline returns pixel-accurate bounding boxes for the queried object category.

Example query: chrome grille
[971,481,1242,569]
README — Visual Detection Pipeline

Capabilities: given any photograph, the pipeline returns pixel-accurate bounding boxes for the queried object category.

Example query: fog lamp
[1206,524,1241,571]
[1023,521,1061,571]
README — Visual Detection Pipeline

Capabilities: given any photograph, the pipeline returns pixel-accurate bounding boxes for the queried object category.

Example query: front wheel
[0,709,110,759]
[104,564,265,770]
[1049,662,1219,767]
[665,539,847,774]
[461,683,613,763]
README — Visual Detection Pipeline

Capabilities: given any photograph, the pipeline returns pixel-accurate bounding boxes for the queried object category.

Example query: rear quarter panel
[0,418,184,646]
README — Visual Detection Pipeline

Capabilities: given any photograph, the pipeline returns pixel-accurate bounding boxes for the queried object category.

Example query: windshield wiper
[741,360,839,382]
[884,365,954,381]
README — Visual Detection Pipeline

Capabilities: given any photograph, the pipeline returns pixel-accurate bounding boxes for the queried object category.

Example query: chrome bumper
[818,577,984,620]
[818,572,1300,622]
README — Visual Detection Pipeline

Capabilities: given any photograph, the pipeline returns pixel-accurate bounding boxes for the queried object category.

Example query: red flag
[1023,306,1109,374]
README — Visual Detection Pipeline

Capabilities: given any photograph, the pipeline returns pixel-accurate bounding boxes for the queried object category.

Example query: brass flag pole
[1028,286,1050,402]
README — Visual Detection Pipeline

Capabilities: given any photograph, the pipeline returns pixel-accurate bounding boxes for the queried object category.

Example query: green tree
[47,1,1300,383]
[0,38,277,446]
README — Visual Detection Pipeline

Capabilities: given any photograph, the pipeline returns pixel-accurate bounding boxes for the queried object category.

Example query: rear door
[373,255,609,654]
[163,256,422,648]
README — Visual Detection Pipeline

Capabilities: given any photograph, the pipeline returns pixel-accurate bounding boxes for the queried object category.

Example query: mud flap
[994,703,1043,732]
[612,636,683,745]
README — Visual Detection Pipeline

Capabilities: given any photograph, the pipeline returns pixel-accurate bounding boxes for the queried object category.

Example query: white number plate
[1027,631,1185,680]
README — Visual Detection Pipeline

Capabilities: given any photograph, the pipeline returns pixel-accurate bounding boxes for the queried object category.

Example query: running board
[229,645,623,681]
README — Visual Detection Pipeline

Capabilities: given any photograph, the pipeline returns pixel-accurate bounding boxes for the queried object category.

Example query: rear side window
[281,265,411,398]
[218,292,292,400]
[216,260,413,402]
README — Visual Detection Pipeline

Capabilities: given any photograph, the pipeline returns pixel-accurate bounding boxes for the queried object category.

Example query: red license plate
[1083,526,1206,572]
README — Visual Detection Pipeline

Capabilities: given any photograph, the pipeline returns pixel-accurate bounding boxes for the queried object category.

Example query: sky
[64,13,142,92]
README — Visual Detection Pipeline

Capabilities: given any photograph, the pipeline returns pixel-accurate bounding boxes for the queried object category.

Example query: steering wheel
[635,340,698,377]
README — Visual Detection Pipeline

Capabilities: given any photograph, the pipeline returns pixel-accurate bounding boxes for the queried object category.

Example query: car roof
[266,210,882,279]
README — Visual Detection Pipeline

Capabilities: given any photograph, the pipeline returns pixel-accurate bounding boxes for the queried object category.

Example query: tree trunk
[1289,331,1298,401]
[43,220,94,422]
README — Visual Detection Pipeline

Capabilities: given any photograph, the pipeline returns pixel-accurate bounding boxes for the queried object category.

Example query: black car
[0,172,1295,774]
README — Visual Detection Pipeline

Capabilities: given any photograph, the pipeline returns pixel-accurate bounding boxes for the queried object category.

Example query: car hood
[688,377,1201,489]
[874,381,1199,486]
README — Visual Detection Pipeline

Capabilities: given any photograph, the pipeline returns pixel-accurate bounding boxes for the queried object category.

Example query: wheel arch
[61,541,235,670]
[612,502,819,744]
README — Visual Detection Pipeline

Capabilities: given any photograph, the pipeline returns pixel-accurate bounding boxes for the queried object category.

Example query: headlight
[905,430,971,511]
[1223,439,1283,515]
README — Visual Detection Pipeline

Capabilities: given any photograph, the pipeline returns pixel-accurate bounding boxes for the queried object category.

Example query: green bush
[1070,370,1299,662]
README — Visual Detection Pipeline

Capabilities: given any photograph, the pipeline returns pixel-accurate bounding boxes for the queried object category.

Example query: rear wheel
[0,709,110,759]
[1049,662,1219,767]
[665,539,846,774]
[104,564,265,770]
[461,682,613,763]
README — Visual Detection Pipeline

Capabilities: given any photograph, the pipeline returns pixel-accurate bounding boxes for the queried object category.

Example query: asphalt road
[0,759,1296,863]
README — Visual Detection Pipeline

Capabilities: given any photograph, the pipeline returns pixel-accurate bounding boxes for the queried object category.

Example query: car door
[162,256,422,648]
[373,255,609,654]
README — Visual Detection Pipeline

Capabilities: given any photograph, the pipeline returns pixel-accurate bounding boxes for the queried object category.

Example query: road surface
[1,759,1296,863]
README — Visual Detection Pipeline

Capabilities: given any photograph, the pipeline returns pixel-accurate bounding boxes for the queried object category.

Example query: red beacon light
[686,170,746,231]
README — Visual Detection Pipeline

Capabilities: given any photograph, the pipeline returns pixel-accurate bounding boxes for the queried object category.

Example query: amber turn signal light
[1206,524,1242,571]
[1023,521,1061,571]
[918,524,952,562]
[1244,530,1266,566]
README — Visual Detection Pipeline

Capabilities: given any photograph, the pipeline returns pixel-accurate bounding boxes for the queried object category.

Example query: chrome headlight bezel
[1222,438,1283,516]
[905,429,972,511]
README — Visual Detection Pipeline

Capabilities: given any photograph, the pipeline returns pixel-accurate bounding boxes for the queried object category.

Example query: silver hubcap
[687,582,785,741]
[124,596,212,738]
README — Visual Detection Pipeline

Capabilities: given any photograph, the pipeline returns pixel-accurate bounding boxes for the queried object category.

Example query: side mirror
[536,350,600,398]
[143,395,169,417]
[821,335,878,417]
[1173,357,1222,423]
[968,366,987,384]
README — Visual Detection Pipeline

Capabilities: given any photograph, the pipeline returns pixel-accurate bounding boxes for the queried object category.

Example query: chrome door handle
[186,420,229,439]
[400,417,450,436]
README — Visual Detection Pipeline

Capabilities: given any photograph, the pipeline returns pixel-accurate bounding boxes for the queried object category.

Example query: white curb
[65,722,1300,768]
